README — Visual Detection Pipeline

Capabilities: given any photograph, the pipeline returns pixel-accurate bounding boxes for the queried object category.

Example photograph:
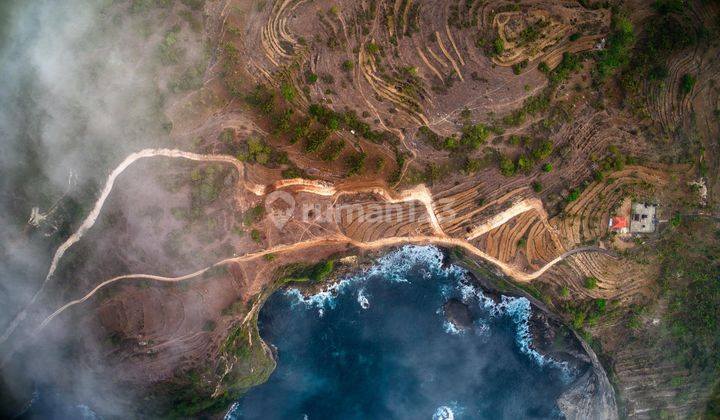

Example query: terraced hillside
[1,0,720,418]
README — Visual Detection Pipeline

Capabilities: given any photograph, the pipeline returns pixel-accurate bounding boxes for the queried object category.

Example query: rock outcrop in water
[442,298,473,330]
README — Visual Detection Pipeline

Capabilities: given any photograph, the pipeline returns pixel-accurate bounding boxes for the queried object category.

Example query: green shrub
[280,83,296,101]
[652,0,686,14]
[305,71,318,84]
[512,59,529,75]
[460,123,489,149]
[499,156,516,176]
[596,15,635,78]
[680,73,696,94]
[566,188,580,202]
[345,152,367,176]
[584,277,598,289]
[596,298,607,312]
[493,38,505,55]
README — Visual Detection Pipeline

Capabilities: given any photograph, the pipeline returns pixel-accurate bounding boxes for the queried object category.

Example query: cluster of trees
[158,25,184,65]
[345,152,367,176]
[307,103,392,144]
[603,0,701,112]
[596,15,635,79]
[218,128,288,166]
[546,52,582,86]
[189,164,228,206]
[241,204,265,227]
[283,259,336,283]
[592,145,637,181]
[242,83,396,177]
[498,139,554,176]
[566,297,610,334]
[517,19,548,46]
[502,91,550,126]
[417,123,489,153]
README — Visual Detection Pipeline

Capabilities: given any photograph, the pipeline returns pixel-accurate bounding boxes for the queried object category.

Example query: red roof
[610,216,628,230]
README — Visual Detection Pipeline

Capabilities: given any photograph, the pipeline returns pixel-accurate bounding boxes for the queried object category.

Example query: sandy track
[0,149,262,346]
[36,235,611,334]
[465,197,550,240]
[4,148,608,347]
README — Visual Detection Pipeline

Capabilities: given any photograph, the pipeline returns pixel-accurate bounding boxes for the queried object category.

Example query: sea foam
[285,245,571,379]
[223,402,240,420]
[433,402,464,420]
[457,279,574,380]
[357,288,370,309]
[285,245,462,311]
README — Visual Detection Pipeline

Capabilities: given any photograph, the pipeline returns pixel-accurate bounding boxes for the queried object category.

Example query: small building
[608,216,629,234]
[630,202,657,233]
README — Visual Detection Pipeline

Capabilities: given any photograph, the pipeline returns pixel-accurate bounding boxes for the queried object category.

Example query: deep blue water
[227,245,572,420]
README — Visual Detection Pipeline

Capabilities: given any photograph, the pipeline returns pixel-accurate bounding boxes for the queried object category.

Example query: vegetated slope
[3,0,720,418]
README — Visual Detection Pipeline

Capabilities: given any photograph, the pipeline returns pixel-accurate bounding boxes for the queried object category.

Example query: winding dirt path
[0,149,262,346]
[4,148,609,346]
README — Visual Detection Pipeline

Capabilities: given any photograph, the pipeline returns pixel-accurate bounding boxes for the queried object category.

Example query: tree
[305,71,318,84]
[280,83,295,101]
[461,123,489,149]
[493,38,505,55]
[345,152,366,176]
[499,156,516,176]
[584,277,598,289]
[680,74,696,94]
[596,15,635,78]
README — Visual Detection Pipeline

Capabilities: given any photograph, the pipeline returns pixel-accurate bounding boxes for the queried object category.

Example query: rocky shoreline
[286,245,618,419]
[440,249,618,420]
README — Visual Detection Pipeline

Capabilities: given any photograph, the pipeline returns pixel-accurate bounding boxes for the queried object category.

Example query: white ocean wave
[443,320,465,335]
[364,245,466,283]
[285,245,466,313]
[357,288,370,309]
[433,405,454,420]
[284,277,355,310]
[457,279,573,379]
[223,402,240,420]
[433,402,464,420]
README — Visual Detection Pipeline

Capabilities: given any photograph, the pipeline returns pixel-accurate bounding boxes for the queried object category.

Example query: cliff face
[525,307,618,420]
[556,338,618,420]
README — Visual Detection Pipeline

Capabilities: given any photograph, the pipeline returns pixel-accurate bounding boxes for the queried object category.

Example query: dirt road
[3,148,608,348]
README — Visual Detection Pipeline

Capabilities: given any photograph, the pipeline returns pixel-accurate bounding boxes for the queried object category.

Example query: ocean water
[227,245,572,420]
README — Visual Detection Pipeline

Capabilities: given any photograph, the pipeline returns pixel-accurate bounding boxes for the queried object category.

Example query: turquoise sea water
[227,245,572,419]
